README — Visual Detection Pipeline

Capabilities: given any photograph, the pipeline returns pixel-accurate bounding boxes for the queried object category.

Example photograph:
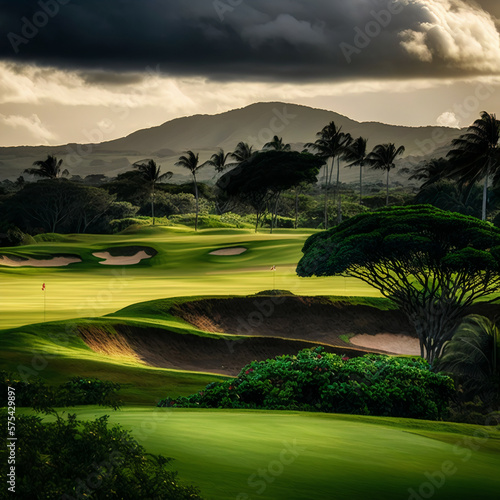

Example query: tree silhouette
[263,135,291,151]
[366,143,405,206]
[218,151,323,233]
[408,157,449,189]
[24,155,69,179]
[175,151,204,231]
[230,142,254,163]
[132,159,172,225]
[205,149,232,181]
[447,111,500,221]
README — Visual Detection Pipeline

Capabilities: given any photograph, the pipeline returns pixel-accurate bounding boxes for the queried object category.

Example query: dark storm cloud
[0,0,499,82]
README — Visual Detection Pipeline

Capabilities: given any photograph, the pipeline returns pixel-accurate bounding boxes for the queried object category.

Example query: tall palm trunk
[359,164,363,205]
[271,193,280,234]
[151,183,155,226]
[336,157,341,225]
[386,168,390,206]
[323,162,329,229]
[294,187,300,229]
[193,173,199,231]
[482,156,492,221]
[482,174,488,221]
[324,158,335,229]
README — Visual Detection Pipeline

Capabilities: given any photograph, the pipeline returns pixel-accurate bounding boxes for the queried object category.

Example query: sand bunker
[0,254,81,267]
[350,333,420,355]
[77,324,368,376]
[210,247,247,256]
[172,296,413,351]
[93,250,153,265]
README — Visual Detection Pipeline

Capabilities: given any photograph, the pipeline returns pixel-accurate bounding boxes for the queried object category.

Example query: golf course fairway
[0,227,379,329]
[47,407,500,500]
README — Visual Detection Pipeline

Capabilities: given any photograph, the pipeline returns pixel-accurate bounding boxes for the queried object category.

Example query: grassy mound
[44,407,500,500]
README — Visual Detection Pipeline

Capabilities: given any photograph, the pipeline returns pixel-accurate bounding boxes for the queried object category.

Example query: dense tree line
[0,111,498,242]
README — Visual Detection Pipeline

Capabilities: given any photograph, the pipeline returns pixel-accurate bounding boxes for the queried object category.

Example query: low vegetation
[158,347,454,420]
[1,413,203,499]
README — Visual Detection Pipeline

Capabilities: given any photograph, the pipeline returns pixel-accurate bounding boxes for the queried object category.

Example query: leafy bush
[219,212,253,228]
[0,373,121,410]
[0,413,203,499]
[158,348,454,420]
[0,224,35,247]
[33,233,68,243]
[169,214,245,229]
[141,192,196,217]
[109,217,172,233]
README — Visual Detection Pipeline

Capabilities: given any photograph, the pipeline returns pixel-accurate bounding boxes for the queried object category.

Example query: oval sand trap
[0,255,81,267]
[210,247,247,256]
[93,250,153,265]
[350,333,420,355]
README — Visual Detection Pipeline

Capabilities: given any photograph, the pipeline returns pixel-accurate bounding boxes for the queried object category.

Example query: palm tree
[366,143,405,206]
[205,149,232,179]
[305,122,351,228]
[230,142,254,163]
[175,151,204,231]
[132,159,173,225]
[436,315,499,389]
[408,157,448,189]
[263,136,291,151]
[343,137,368,205]
[24,154,69,179]
[447,111,500,221]
[414,180,483,218]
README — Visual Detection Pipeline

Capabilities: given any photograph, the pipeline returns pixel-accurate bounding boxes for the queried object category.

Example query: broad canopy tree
[218,150,325,232]
[297,205,500,365]
[4,179,131,234]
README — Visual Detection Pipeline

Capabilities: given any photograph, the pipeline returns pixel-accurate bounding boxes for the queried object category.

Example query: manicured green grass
[0,317,227,404]
[39,407,500,500]
[0,226,380,329]
[5,226,500,499]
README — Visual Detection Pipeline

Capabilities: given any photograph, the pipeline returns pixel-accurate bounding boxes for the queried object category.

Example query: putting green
[0,227,379,329]
[45,407,500,500]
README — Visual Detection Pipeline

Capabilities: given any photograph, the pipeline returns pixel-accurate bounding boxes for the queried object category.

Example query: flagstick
[44,288,46,323]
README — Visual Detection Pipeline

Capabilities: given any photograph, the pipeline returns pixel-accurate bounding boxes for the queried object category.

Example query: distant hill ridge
[96,101,462,156]
[0,102,463,181]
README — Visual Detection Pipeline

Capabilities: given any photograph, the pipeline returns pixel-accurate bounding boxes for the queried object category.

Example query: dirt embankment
[77,323,368,376]
[171,296,414,346]
[77,298,500,376]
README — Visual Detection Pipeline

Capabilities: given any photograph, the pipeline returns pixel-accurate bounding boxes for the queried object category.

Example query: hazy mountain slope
[97,101,461,156]
[0,102,462,181]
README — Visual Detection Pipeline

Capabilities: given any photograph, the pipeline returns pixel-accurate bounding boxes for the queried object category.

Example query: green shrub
[0,373,121,410]
[158,348,454,420]
[109,217,171,233]
[169,214,242,229]
[0,413,203,499]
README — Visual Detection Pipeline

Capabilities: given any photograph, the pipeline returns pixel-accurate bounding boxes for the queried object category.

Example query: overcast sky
[0,0,499,146]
